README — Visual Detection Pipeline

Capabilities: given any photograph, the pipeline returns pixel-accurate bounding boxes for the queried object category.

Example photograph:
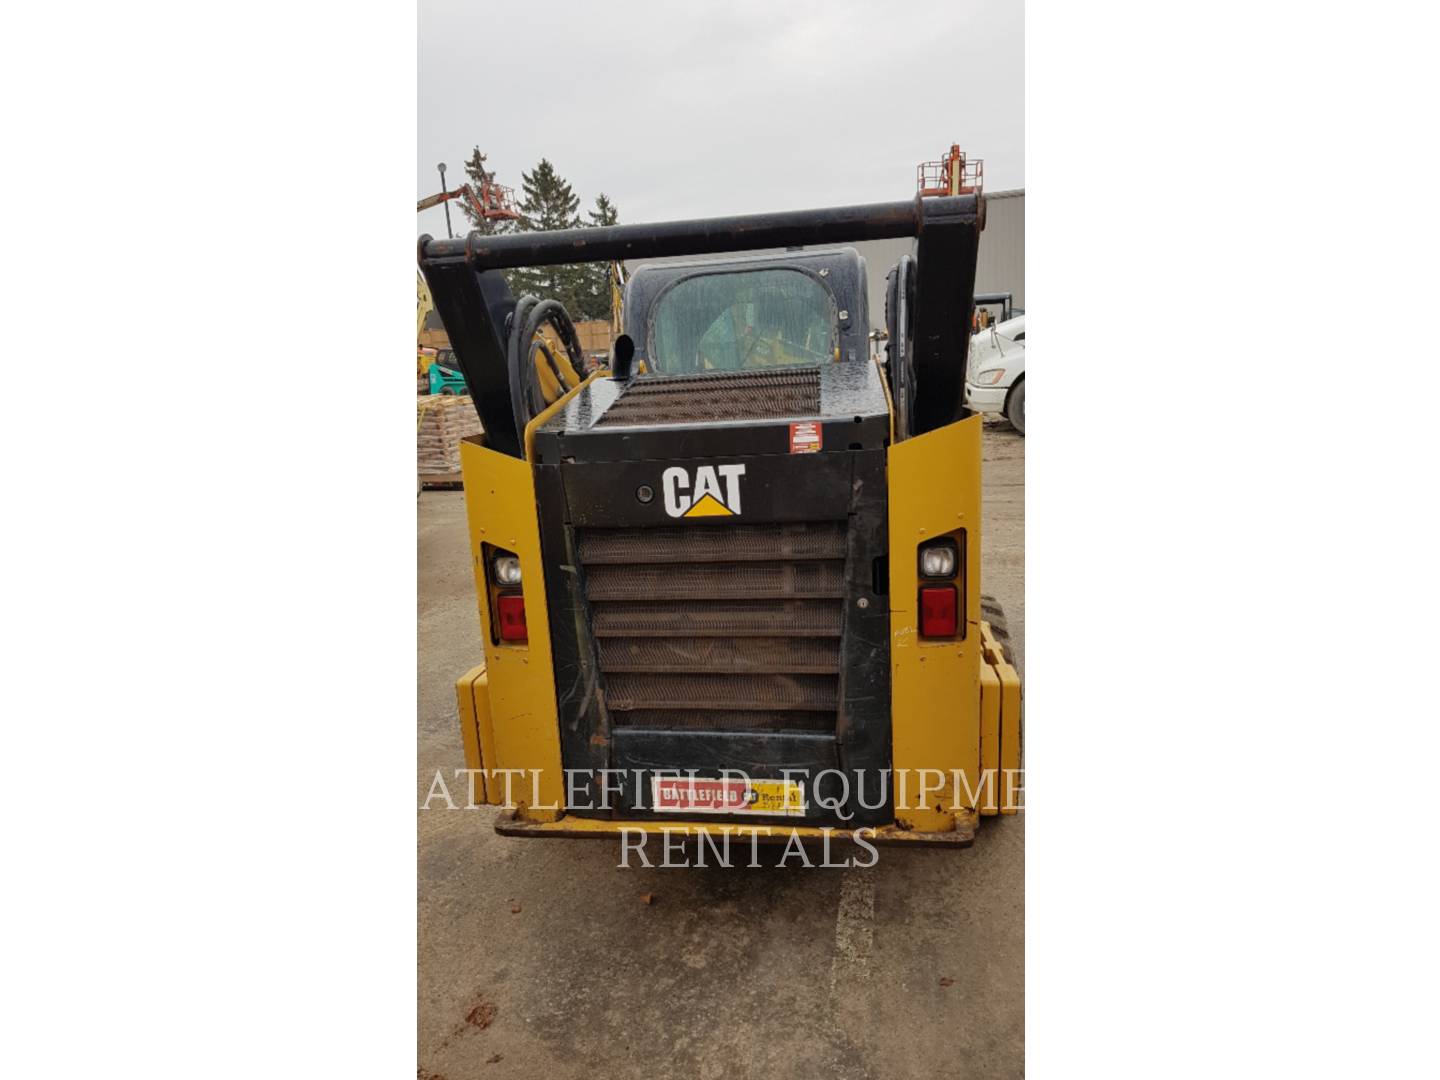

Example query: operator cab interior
[624,248,871,375]
[649,268,837,374]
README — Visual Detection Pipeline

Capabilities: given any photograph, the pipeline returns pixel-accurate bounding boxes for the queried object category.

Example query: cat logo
[661,464,746,518]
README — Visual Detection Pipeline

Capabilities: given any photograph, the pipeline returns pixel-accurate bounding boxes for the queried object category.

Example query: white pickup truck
[964,314,1025,434]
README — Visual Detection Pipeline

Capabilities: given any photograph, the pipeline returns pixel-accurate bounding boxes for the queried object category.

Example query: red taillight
[919,585,958,638]
[496,593,528,642]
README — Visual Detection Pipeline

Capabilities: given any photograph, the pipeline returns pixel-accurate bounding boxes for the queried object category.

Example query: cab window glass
[649,270,835,375]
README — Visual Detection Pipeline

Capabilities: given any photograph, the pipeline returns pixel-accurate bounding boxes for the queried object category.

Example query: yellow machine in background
[418,272,432,340]
[610,260,625,341]
[417,273,442,378]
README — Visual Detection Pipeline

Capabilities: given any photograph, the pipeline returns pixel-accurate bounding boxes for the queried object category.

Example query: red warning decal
[789,421,822,454]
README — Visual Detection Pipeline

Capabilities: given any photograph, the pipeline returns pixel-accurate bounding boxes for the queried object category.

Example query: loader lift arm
[417,193,983,457]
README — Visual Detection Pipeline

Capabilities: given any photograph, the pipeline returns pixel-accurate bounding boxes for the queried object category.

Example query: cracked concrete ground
[419,420,1023,1079]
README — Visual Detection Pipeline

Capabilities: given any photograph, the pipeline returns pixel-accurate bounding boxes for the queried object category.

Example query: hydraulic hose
[505,295,586,440]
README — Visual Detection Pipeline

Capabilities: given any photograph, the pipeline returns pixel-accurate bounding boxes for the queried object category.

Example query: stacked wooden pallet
[417,395,482,486]
[573,318,611,354]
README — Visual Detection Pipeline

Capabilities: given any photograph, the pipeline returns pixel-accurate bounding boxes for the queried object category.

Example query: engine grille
[579,520,846,734]
[594,369,821,427]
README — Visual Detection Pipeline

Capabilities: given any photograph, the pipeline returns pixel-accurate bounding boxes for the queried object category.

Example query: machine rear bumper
[493,809,977,847]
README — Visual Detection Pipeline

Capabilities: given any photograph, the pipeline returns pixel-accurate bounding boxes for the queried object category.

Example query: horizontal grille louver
[585,561,843,601]
[614,710,836,734]
[607,673,836,711]
[596,637,839,674]
[578,520,846,734]
[577,522,846,564]
[590,599,842,638]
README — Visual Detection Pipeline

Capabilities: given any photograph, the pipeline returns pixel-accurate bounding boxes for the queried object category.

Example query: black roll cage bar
[418,194,983,457]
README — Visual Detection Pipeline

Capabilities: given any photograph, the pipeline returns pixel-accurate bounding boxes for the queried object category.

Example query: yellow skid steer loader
[419,192,1020,849]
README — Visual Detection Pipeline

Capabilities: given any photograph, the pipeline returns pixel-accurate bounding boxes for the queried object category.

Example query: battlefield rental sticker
[789,421,822,454]
[651,776,807,817]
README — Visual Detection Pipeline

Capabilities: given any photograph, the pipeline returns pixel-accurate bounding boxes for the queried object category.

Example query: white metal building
[854,188,1025,330]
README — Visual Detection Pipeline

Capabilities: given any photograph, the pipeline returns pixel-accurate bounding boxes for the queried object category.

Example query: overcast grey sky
[418,0,1022,237]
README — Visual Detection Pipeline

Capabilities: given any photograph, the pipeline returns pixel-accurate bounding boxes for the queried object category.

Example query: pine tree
[510,158,586,310]
[588,192,618,228]
[575,194,621,319]
[518,158,581,232]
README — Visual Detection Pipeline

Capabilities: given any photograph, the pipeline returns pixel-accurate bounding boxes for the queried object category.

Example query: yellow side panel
[978,663,1001,816]
[997,659,1022,814]
[887,415,984,831]
[455,665,485,775]
[458,437,565,822]
[454,665,496,804]
[471,669,497,802]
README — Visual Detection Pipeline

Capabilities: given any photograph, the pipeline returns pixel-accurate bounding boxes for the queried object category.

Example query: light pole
[437,162,453,240]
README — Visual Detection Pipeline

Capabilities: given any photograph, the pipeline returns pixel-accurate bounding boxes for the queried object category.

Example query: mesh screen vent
[594,368,821,426]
